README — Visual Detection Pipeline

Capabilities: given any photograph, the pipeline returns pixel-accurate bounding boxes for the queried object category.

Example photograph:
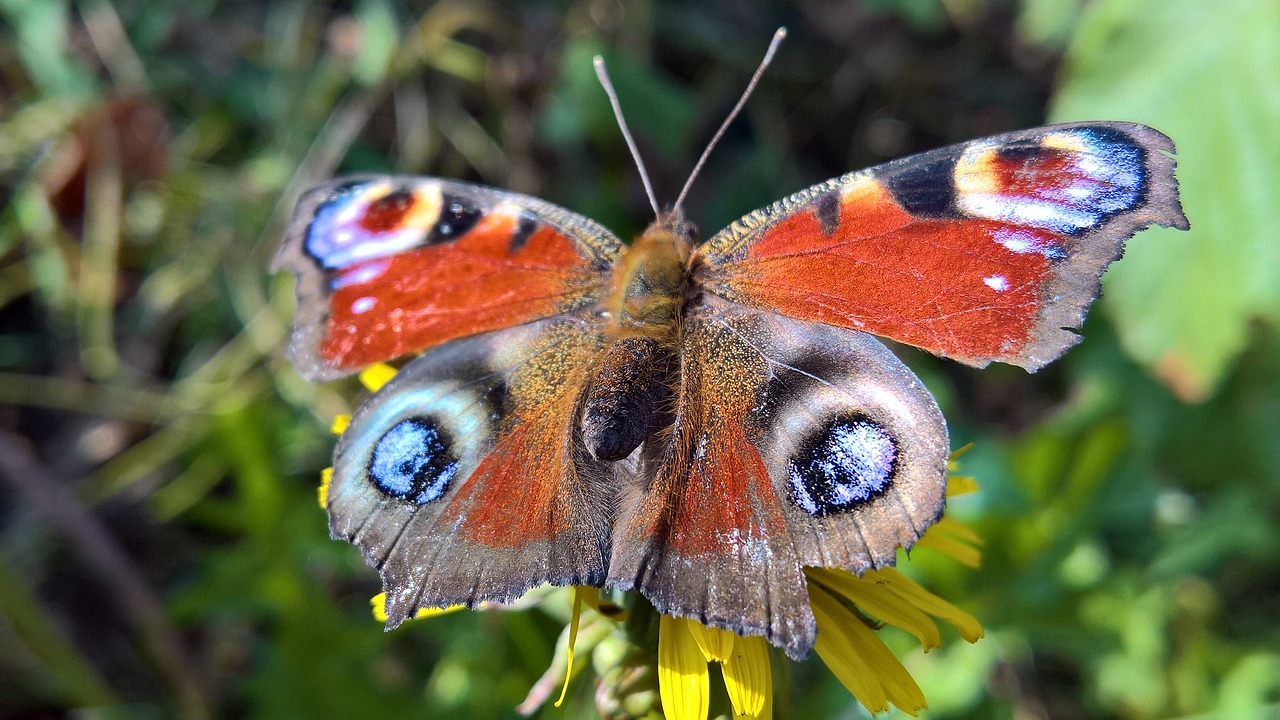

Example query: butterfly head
[653,209,698,248]
[610,215,695,324]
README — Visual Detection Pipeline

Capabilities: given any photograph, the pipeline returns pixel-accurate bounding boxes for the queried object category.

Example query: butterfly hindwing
[274,176,624,380]
[695,122,1189,371]
[607,296,948,659]
[327,314,621,626]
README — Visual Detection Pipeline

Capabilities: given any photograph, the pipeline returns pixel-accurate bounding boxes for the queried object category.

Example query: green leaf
[352,0,400,86]
[0,0,95,97]
[541,38,695,157]
[1051,0,1280,401]
[1017,0,1085,49]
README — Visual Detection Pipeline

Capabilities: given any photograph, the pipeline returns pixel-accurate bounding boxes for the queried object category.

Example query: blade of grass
[0,432,211,720]
[77,114,123,379]
[0,554,118,708]
[0,371,187,422]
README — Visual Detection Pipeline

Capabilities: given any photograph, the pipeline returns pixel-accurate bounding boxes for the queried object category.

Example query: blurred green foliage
[1052,0,1280,403]
[0,1,1277,719]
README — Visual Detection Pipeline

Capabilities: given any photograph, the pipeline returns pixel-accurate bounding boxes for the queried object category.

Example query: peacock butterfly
[273,30,1188,660]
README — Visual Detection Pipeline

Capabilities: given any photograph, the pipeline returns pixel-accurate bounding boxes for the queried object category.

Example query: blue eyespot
[368,417,459,505]
[788,416,897,516]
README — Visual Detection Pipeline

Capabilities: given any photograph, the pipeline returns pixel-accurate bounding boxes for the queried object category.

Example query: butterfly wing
[695,122,1189,370]
[327,313,621,626]
[607,295,948,659]
[273,176,624,380]
[608,122,1187,658]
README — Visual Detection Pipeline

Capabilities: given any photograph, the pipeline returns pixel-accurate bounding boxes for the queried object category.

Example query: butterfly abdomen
[581,336,676,461]
[581,220,692,462]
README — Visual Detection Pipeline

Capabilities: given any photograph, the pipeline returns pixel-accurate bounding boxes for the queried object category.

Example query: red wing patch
[625,413,788,558]
[323,213,594,371]
[441,423,556,545]
[696,122,1189,371]
[439,407,581,548]
[274,177,624,380]
[719,181,1050,362]
[665,420,786,555]
[435,316,610,548]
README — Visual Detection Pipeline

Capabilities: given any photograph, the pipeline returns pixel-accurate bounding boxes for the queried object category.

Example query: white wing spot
[983,275,1009,292]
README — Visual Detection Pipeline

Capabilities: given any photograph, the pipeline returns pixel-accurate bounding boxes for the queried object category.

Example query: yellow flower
[357,363,397,392]
[655,563,982,719]
[658,616,772,720]
[804,565,983,716]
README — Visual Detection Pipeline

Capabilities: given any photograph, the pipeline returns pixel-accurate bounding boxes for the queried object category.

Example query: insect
[274,30,1188,660]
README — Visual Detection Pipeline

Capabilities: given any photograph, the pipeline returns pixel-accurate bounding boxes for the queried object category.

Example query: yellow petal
[575,586,628,620]
[946,474,979,496]
[915,530,982,568]
[723,634,770,718]
[554,587,586,707]
[758,666,773,720]
[658,616,709,720]
[948,442,975,462]
[330,414,351,434]
[864,567,984,642]
[806,568,941,650]
[370,592,389,622]
[945,443,978,495]
[318,467,333,508]
[687,620,735,663]
[359,363,397,392]
[851,622,926,714]
[809,584,889,713]
[413,604,464,619]
[839,610,927,715]
[811,584,927,715]
[370,592,463,623]
[932,516,984,545]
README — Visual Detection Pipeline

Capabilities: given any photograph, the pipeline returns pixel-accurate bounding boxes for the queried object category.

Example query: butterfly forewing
[695,122,1189,370]
[273,176,624,380]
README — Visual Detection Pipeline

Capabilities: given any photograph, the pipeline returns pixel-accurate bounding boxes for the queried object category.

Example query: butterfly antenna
[594,55,661,217]
[673,26,786,215]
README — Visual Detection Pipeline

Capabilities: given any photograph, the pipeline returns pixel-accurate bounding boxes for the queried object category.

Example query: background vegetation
[1,0,1277,718]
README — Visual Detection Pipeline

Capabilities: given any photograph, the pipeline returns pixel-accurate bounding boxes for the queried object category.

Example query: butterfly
[274,39,1188,660]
